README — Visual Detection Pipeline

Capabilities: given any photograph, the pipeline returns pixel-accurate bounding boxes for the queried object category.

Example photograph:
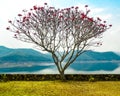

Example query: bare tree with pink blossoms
[7,3,112,81]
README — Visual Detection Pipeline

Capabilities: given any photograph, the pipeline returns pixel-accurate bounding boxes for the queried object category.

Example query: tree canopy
[7,3,112,80]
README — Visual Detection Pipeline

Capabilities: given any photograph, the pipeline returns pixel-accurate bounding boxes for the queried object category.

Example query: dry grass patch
[0,81,120,96]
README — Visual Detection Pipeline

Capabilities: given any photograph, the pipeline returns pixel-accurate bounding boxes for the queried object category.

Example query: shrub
[0,74,8,82]
[89,76,95,82]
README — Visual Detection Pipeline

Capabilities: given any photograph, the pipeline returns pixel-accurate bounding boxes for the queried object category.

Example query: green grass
[0,81,120,96]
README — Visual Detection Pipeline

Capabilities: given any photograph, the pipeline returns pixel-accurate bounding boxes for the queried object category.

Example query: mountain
[0,46,51,63]
[70,50,120,71]
[1,46,120,63]
[76,50,120,61]
[0,46,12,57]
[0,46,120,73]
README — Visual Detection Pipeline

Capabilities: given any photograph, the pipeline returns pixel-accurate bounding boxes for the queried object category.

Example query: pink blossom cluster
[6,3,112,45]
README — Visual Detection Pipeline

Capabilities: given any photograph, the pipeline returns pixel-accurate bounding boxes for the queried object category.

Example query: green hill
[0,46,120,72]
[0,46,51,63]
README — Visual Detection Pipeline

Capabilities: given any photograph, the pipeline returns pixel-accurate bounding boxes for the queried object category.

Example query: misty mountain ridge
[0,46,120,73]
[0,46,120,63]
[0,46,51,63]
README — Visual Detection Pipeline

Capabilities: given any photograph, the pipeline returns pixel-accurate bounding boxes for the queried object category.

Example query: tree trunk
[60,71,66,81]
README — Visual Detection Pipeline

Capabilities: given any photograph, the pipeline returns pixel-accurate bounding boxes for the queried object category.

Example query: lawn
[0,81,120,96]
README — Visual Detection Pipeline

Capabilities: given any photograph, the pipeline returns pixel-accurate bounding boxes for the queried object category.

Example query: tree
[7,3,112,81]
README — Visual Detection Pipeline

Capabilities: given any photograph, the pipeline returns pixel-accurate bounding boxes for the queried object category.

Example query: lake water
[0,61,120,74]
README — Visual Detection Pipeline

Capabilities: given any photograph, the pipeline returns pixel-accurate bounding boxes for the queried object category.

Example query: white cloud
[0,0,120,52]
[91,8,104,13]
[88,7,112,20]
[82,5,120,52]
[0,0,51,48]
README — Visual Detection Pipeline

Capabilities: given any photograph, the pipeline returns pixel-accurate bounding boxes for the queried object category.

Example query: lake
[0,61,120,74]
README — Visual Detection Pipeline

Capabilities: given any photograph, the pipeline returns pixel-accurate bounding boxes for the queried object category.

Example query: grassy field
[0,81,120,96]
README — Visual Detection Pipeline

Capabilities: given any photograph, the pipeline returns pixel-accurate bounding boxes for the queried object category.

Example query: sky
[0,0,120,52]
